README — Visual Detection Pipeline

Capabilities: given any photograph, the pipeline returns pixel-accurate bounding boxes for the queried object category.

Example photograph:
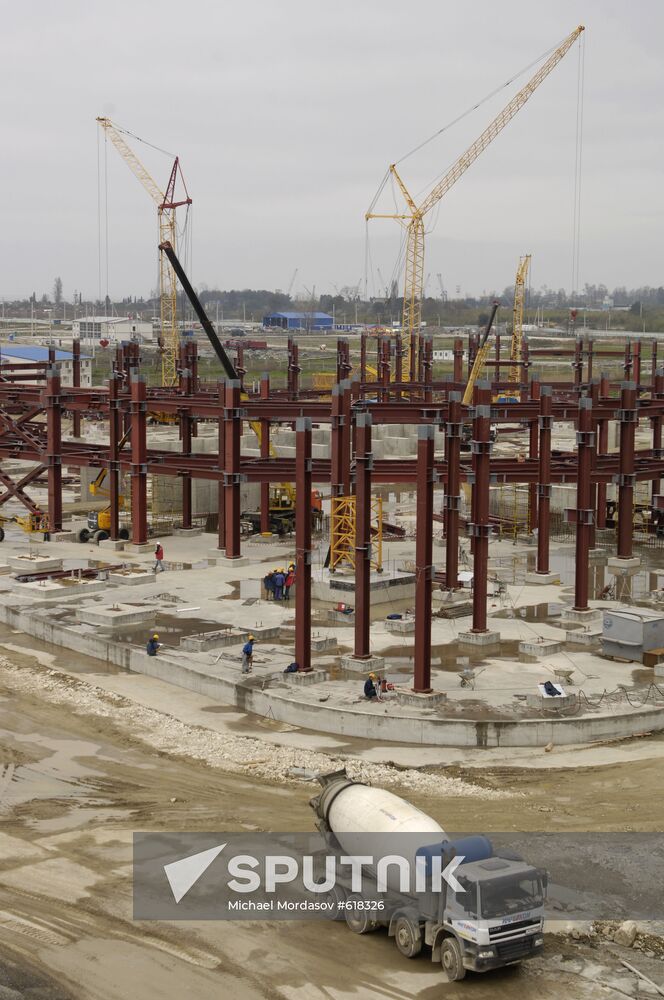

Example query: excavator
[158,241,321,535]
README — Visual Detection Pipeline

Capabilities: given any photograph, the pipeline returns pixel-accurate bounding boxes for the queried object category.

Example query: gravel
[0,655,512,801]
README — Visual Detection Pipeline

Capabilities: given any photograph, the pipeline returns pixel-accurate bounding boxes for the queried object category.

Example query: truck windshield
[479,875,543,919]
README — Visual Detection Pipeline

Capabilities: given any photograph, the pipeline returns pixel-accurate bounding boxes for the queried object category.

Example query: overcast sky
[3,0,662,303]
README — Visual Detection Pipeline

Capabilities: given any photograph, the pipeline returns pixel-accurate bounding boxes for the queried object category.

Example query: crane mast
[96,117,191,386]
[366,25,584,382]
[509,254,532,385]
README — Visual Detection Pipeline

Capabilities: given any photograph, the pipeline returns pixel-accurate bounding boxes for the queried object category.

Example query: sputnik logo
[164,844,227,903]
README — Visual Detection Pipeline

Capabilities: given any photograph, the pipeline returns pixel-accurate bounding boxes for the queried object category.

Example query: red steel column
[445,392,462,589]
[260,374,271,534]
[360,333,367,384]
[340,379,352,495]
[588,377,601,550]
[394,334,403,386]
[353,413,372,660]
[72,339,82,437]
[453,338,464,385]
[651,368,664,504]
[573,397,595,611]
[528,375,540,532]
[223,379,242,559]
[469,382,492,633]
[633,340,641,392]
[129,374,148,545]
[180,367,193,530]
[108,373,122,540]
[414,425,435,691]
[422,335,433,403]
[217,382,225,549]
[536,386,553,574]
[45,367,63,532]
[596,373,610,529]
[573,337,583,390]
[616,381,638,560]
[295,417,312,672]
[587,337,594,382]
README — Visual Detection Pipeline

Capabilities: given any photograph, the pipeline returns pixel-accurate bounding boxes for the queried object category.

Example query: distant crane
[286,268,299,298]
[509,254,532,385]
[437,273,448,303]
[366,25,584,382]
[376,268,389,298]
[96,117,191,386]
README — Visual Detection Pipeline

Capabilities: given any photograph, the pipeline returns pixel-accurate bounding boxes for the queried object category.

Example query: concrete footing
[340,654,385,675]
[608,556,641,575]
[385,618,416,635]
[311,569,416,606]
[519,639,563,657]
[108,569,155,586]
[12,579,107,601]
[77,604,155,631]
[327,609,355,625]
[525,571,560,585]
[396,689,447,708]
[50,531,78,543]
[99,539,126,552]
[8,555,62,574]
[173,526,203,537]
[311,636,337,652]
[211,553,252,566]
[283,669,328,685]
[126,543,154,554]
[566,627,602,645]
[458,630,501,647]
[526,692,576,711]
[562,607,602,623]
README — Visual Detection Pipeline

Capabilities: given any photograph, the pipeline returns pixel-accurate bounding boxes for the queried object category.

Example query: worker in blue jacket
[242,635,256,674]
[273,568,286,601]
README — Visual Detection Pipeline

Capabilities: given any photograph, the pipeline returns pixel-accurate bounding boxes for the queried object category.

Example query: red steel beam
[223,379,242,559]
[295,417,312,672]
[573,397,595,611]
[353,412,372,660]
[617,381,637,559]
[414,424,435,692]
[469,382,492,633]
[536,386,553,574]
[129,374,148,545]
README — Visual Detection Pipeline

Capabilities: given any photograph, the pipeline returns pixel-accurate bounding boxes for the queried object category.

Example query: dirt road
[0,648,662,999]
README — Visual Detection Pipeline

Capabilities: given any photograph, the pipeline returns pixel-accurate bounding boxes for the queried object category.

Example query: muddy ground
[1,642,664,998]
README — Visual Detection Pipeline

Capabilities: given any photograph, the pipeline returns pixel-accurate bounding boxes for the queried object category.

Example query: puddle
[217,579,263,600]
[0,731,108,811]
[0,623,124,675]
[340,640,522,679]
[493,602,565,625]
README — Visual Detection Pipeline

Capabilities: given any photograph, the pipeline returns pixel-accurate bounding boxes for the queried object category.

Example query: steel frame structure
[1,335,663,693]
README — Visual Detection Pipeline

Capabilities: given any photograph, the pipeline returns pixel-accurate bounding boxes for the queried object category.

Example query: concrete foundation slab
[311,569,415,606]
[8,555,63,574]
[340,654,385,675]
[396,689,447,707]
[77,604,155,631]
[12,579,107,601]
[519,639,563,657]
[458,630,501,647]
[525,571,560,585]
[107,570,155,586]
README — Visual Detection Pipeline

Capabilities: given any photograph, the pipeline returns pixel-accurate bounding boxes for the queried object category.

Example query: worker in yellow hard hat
[242,634,257,674]
[273,567,286,600]
[146,632,161,657]
[364,672,379,700]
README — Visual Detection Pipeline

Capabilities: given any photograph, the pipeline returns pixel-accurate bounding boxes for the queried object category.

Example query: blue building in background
[263,311,333,331]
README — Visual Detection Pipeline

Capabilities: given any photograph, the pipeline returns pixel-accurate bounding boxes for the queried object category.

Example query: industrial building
[72,315,154,344]
[263,310,333,331]
[0,344,92,386]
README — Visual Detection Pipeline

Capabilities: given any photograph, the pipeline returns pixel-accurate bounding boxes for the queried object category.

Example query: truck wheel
[93,530,109,543]
[78,528,90,543]
[344,895,378,935]
[441,938,466,982]
[393,915,423,958]
[119,528,130,540]
[0,527,5,542]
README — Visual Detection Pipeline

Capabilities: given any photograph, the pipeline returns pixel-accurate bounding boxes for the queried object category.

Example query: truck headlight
[534,937,544,947]
[478,949,495,959]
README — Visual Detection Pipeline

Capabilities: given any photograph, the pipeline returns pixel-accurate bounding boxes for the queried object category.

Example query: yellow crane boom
[509,254,532,384]
[462,302,500,406]
[367,25,584,381]
[96,117,191,387]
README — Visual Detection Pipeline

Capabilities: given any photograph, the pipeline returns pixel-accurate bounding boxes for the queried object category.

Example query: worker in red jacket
[153,542,165,573]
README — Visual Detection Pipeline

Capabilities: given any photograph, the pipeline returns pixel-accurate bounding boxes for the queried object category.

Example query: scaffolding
[329,495,383,572]
[489,484,530,540]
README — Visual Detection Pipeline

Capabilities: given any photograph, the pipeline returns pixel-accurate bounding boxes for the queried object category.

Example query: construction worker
[273,567,285,601]
[146,633,161,656]
[153,541,165,573]
[284,564,295,602]
[263,569,275,600]
[241,634,256,673]
[363,672,379,700]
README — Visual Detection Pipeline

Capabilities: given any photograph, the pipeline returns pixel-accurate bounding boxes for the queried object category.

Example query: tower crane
[366,25,584,382]
[286,267,298,298]
[509,254,531,385]
[96,117,191,386]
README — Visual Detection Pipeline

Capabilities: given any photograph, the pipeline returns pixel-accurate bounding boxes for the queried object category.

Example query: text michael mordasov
[227,899,336,912]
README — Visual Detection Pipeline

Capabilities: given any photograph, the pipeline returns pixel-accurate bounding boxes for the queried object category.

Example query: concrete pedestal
[13,579,107,601]
[608,556,641,575]
[9,555,62,574]
[385,618,416,635]
[340,654,385,675]
[108,569,154,586]
[327,610,355,625]
[311,635,337,652]
[311,569,416,606]
[283,669,328,685]
[565,627,602,646]
[126,543,154,554]
[562,607,602,623]
[458,630,501,648]
[396,689,447,708]
[211,553,252,567]
[173,526,203,537]
[50,531,78,543]
[589,548,608,561]
[99,539,126,552]
[519,639,563,658]
[525,571,560,585]
[526,692,576,711]
[77,604,155,631]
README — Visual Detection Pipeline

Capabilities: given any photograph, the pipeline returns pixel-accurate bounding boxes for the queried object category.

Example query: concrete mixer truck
[309,770,546,982]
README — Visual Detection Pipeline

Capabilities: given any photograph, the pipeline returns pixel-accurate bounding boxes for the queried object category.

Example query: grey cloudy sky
[3,0,662,302]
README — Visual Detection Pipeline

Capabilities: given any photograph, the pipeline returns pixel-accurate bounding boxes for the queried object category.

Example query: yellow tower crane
[366,25,584,382]
[494,253,532,404]
[96,117,191,386]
